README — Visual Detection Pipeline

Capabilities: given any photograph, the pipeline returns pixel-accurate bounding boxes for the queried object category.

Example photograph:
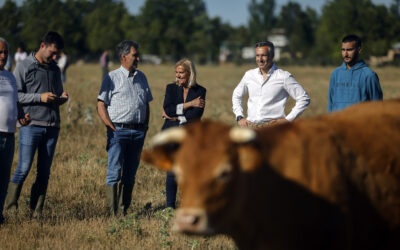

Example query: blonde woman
[161,58,206,208]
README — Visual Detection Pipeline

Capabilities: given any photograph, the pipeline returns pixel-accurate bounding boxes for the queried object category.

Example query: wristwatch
[236,116,244,122]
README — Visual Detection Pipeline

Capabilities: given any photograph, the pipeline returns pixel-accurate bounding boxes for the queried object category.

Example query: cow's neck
[228,166,346,250]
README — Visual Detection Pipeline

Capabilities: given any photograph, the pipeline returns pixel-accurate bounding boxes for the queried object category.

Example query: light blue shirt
[98,66,153,124]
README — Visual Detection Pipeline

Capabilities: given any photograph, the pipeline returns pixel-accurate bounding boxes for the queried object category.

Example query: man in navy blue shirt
[328,35,383,113]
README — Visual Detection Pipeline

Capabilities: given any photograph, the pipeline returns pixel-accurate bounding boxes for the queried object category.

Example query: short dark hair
[116,40,139,61]
[255,41,275,59]
[342,34,361,48]
[41,31,64,49]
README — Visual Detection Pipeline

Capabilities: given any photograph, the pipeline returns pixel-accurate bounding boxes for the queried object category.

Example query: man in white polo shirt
[0,37,29,224]
[232,41,310,128]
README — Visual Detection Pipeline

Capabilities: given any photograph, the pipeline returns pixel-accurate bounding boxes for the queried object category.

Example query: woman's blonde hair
[175,58,197,88]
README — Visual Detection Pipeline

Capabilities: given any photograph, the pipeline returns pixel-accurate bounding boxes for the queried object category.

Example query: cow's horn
[150,127,186,146]
[229,127,256,143]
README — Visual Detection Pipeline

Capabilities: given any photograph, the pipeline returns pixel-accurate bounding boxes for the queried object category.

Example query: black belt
[113,123,148,130]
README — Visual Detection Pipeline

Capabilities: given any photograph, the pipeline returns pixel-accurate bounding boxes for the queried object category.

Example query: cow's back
[255,100,400,249]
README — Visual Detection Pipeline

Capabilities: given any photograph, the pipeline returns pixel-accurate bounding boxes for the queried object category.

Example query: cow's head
[142,120,263,235]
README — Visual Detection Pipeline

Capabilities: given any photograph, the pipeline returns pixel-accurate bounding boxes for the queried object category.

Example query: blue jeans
[106,127,146,186]
[11,126,59,187]
[0,133,15,223]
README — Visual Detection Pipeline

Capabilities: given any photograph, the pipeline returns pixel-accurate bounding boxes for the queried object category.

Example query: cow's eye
[214,163,232,182]
[165,142,181,152]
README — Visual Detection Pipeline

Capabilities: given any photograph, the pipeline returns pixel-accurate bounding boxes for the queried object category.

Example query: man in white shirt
[14,46,28,66]
[232,41,310,128]
[0,37,29,224]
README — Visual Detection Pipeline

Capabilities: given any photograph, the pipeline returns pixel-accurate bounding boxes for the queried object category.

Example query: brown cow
[142,99,400,250]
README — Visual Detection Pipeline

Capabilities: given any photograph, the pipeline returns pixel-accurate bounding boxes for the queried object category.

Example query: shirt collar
[119,65,137,78]
[258,63,277,76]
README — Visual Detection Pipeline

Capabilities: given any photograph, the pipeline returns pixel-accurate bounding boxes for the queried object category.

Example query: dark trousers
[166,171,177,208]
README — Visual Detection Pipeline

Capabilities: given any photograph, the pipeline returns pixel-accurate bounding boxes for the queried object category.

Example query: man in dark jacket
[5,31,68,218]
[328,35,383,113]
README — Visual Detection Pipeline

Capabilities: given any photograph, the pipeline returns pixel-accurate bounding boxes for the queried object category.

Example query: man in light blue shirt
[97,40,153,216]
[0,38,17,225]
[328,35,383,113]
[0,37,30,224]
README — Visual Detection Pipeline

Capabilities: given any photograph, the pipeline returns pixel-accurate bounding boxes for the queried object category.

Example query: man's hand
[162,111,174,120]
[238,117,250,127]
[19,113,31,126]
[57,92,69,105]
[40,92,58,103]
[189,96,205,108]
[269,118,288,125]
[97,100,116,131]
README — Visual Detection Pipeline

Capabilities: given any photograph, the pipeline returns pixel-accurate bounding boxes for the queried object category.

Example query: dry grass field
[0,62,399,249]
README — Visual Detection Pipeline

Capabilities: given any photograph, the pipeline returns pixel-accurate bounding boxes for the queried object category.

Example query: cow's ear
[142,144,179,171]
[141,127,186,171]
[230,127,262,172]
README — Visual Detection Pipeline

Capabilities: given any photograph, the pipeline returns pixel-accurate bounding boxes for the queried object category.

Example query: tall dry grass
[0,62,398,249]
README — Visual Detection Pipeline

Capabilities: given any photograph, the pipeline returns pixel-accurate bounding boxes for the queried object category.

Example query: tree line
[1,0,399,64]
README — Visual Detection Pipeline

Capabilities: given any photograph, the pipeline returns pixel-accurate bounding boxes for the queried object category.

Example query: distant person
[161,58,206,209]
[100,50,109,80]
[232,41,310,128]
[328,34,383,113]
[57,51,68,84]
[97,40,152,216]
[5,31,68,219]
[14,45,28,66]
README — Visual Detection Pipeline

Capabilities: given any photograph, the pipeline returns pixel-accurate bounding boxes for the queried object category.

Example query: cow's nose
[173,208,209,234]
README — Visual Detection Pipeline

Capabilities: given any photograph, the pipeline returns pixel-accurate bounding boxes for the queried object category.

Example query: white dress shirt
[232,64,310,123]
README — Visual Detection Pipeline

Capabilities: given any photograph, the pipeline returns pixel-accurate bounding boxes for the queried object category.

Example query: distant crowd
[0,31,382,224]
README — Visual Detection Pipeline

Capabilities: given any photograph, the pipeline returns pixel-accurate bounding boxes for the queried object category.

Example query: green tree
[62,0,93,56]
[248,0,276,43]
[19,0,68,51]
[390,0,400,43]
[133,0,228,62]
[0,0,21,52]
[277,3,317,58]
[83,0,129,54]
[134,0,195,60]
[316,0,396,63]
[391,0,400,17]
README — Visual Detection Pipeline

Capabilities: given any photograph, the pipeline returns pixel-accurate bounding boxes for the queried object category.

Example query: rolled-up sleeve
[142,74,153,103]
[97,74,112,105]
